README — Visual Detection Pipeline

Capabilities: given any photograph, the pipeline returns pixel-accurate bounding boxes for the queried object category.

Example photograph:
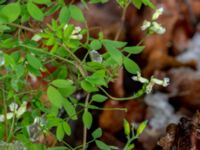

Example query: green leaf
[128,144,135,150]
[59,6,70,24]
[63,99,77,120]
[142,0,155,9]
[92,94,107,102]
[82,111,93,129]
[123,46,144,54]
[56,123,64,141]
[92,128,102,139]
[62,121,71,136]
[90,0,108,4]
[86,70,107,87]
[69,5,85,22]
[33,0,51,5]
[26,54,42,70]
[123,119,130,136]
[47,147,67,150]
[95,140,111,150]
[123,57,140,74]
[1,2,21,22]
[131,0,142,9]
[90,40,102,50]
[51,79,73,88]
[103,40,123,65]
[27,2,44,21]
[47,86,64,108]
[81,80,98,93]
[136,120,148,136]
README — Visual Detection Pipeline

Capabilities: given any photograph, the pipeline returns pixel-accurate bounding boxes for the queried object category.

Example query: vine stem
[114,3,129,41]
[8,23,38,33]
[82,94,90,150]
[2,83,8,141]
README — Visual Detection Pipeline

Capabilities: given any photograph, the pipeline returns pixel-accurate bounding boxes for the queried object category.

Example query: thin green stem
[99,84,146,101]
[8,23,38,33]
[61,44,87,77]
[114,3,129,41]
[19,44,74,65]
[82,94,90,150]
[2,84,8,141]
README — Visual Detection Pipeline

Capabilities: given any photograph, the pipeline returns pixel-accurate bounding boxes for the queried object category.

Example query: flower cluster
[64,24,83,40]
[0,101,27,122]
[32,24,83,42]
[132,72,169,94]
[141,8,166,34]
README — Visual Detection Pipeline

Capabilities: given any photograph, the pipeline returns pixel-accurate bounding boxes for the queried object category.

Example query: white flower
[141,20,151,31]
[152,7,164,20]
[145,82,155,94]
[0,101,27,122]
[150,22,166,34]
[70,34,83,40]
[151,77,170,87]
[16,101,27,118]
[31,34,42,42]
[9,103,18,112]
[63,24,83,40]
[73,26,81,34]
[0,51,5,67]
[132,72,149,83]
[132,72,170,94]
[89,50,103,63]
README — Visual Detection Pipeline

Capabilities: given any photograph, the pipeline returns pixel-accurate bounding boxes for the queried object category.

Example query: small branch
[8,23,38,33]
[61,44,87,77]
[114,4,129,41]
[99,85,146,101]
[82,94,90,150]
[1,83,8,141]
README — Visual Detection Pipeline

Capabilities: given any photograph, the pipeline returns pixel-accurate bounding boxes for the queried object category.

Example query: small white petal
[141,20,151,31]
[16,101,27,118]
[63,24,68,30]
[9,102,18,112]
[132,72,149,83]
[150,22,166,34]
[146,82,155,94]
[152,7,164,20]
[6,113,14,120]
[163,78,170,87]
[31,34,42,42]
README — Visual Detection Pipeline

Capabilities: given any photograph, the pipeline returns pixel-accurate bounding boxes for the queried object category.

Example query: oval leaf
[56,123,64,141]
[47,86,64,108]
[27,2,44,21]
[62,121,71,136]
[51,79,73,88]
[63,99,77,120]
[69,5,85,22]
[82,111,93,129]
[26,54,42,70]
[123,57,140,74]
[1,2,21,22]
[59,6,70,24]
[92,128,102,139]
[91,94,107,102]
[95,140,111,150]
[136,120,148,136]
[123,46,144,54]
